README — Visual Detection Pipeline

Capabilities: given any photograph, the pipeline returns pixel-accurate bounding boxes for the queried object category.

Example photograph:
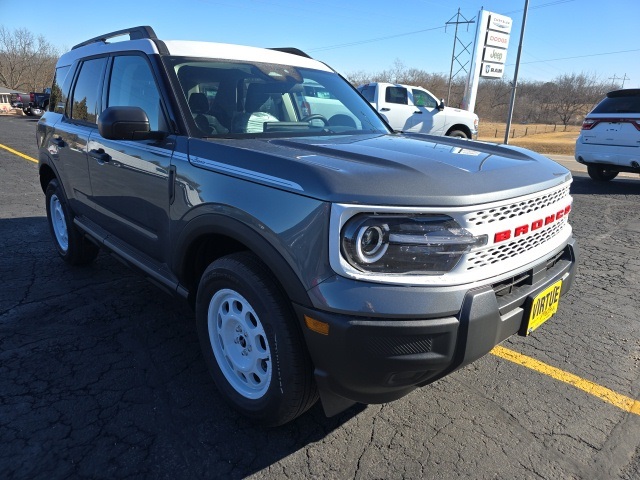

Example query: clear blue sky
[3,0,639,88]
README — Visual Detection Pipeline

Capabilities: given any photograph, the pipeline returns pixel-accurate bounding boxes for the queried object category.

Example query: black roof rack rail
[269,47,312,59]
[72,26,158,50]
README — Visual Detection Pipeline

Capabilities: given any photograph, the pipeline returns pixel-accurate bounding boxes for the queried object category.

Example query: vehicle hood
[187,133,571,207]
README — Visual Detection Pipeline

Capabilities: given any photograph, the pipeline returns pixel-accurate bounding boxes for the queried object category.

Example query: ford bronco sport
[37,26,577,426]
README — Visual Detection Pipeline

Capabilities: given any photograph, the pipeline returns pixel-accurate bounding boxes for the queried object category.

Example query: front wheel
[45,179,99,265]
[587,165,618,182]
[196,252,317,426]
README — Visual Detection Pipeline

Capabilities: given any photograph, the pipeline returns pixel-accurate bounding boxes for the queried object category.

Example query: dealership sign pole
[504,0,530,144]
[462,9,512,114]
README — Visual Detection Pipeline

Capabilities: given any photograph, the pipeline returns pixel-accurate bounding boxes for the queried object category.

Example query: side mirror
[438,99,445,111]
[98,106,152,140]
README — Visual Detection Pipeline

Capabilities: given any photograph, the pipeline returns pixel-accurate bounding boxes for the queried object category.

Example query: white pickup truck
[358,82,478,138]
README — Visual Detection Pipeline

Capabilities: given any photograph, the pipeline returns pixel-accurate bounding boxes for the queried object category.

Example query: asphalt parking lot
[1,114,638,479]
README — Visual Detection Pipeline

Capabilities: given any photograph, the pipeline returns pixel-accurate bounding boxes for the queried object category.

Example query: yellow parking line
[0,143,38,163]
[491,346,640,416]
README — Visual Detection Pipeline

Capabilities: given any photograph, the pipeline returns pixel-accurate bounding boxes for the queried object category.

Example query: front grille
[492,271,532,297]
[465,185,570,226]
[466,219,567,270]
[491,247,569,312]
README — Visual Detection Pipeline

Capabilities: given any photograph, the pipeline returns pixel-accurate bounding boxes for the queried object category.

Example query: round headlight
[356,225,388,263]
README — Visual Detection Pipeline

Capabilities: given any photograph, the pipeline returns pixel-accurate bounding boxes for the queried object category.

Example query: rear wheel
[447,129,468,139]
[196,252,317,426]
[587,165,618,182]
[45,179,99,265]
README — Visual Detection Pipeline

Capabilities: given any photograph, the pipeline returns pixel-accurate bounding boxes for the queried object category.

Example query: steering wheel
[301,114,328,126]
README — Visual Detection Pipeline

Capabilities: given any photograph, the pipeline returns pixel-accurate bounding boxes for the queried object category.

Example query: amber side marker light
[304,315,330,335]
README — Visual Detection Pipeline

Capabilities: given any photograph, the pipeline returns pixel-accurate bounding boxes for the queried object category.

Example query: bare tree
[475,78,511,121]
[550,72,606,126]
[0,26,59,92]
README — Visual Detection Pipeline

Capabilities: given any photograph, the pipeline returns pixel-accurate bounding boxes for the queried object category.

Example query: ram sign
[481,63,505,78]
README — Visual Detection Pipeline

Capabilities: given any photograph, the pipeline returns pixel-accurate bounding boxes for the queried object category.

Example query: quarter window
[70,58,107,123]
[51,65,71,114]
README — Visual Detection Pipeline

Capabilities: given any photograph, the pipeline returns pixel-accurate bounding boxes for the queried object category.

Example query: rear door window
[385,87,408,105]
[70,58,107,124]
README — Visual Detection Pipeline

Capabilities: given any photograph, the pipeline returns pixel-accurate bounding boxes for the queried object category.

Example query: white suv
[575,89,640,181]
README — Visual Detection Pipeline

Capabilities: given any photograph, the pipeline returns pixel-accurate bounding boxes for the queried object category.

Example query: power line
[504,0,576,15]
[309,0,577,53]
[506,48,640,66]
[308,25,445,53]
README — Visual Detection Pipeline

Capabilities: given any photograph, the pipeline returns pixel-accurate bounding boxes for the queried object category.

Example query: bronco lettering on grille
[493,204,571,244]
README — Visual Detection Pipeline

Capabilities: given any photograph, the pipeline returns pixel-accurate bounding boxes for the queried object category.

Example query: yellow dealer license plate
[524,280,563,335]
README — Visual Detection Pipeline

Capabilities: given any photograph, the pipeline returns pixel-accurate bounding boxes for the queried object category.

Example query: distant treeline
[346,60,618,126]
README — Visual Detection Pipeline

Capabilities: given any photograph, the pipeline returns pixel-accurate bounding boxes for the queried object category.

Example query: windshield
[167,57,389,137]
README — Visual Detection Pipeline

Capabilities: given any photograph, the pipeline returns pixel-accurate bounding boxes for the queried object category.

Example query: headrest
[188,92,209,114]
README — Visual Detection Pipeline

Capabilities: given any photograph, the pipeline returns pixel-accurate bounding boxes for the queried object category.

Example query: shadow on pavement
[0,216,365,479]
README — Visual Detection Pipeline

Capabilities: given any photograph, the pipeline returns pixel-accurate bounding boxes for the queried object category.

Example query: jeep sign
[483,47,507,64]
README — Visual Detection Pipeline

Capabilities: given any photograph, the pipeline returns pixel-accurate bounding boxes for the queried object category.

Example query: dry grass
[477,122,581,155]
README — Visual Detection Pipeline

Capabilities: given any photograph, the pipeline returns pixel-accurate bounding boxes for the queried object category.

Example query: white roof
[163,40,330,71]
[57,38,331,72]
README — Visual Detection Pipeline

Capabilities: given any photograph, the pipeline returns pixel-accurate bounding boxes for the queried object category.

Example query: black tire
[447,129,468,139]
[196,252,318,426]
[587,165,618,182]
[45,179,99,265]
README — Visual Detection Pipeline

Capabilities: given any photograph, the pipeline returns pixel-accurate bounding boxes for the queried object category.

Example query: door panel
[86,54,175,262]
[87,135,174,261]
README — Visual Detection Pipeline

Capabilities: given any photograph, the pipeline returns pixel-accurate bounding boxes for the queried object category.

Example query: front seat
[328,114,357,129]
[188,92,214,134]
[232,83,280,133]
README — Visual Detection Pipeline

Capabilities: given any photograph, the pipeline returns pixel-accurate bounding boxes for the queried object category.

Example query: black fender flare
[174,212,311,307]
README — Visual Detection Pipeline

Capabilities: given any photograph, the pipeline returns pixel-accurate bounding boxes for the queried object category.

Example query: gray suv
[37,26,577,426]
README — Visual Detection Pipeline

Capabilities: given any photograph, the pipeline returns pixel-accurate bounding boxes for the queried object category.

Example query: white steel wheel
[208,288,271,399]
[196,252,318,426]
[45,179,99,265]
[49,193,69,252]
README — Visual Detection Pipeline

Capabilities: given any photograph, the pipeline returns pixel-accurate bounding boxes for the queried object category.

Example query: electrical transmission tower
[609,74,630,88]
[445,8,475,105]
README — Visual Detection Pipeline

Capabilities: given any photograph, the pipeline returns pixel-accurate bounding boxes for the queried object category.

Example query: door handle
[413,110,423,114]
[89,148,111,163]
[380,107,390,112]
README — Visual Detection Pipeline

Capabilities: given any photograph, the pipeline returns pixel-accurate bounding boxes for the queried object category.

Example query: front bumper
[296,238,577,416]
